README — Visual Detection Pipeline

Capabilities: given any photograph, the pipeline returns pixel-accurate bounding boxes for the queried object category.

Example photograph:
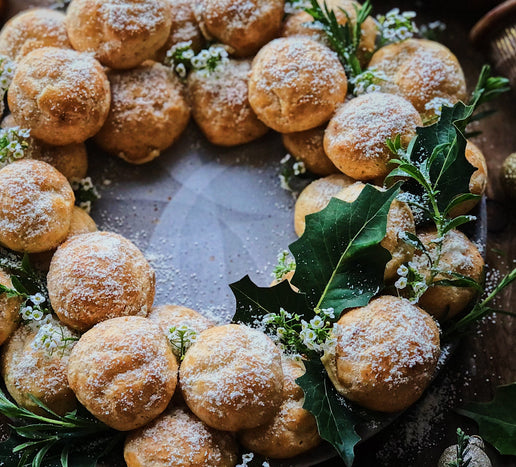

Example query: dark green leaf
[444,193,481,216]
[296,359,361,466]
[457,383,516,455]
[230,275,312,324]
[289,184,400,315]
[10,276,29,296]
[401,231,427,253]
[442,215,476,236]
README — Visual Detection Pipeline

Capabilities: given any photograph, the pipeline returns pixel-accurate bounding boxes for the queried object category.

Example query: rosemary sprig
[0,389,121,467]
[447,428,471,467]
[304,0,372,79]
[444,267,516,338]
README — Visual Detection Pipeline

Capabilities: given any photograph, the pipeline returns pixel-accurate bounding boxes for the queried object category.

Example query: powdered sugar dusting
[334,296,440,387]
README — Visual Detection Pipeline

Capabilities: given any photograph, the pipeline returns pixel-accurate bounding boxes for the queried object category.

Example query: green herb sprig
[444,267,516,338]
[447,428,471,467]
[385,66,510,302]
[0,389,121,467]
[304,0,372,79]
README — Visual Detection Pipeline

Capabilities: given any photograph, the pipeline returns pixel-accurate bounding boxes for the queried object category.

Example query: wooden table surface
[1,1,515,466]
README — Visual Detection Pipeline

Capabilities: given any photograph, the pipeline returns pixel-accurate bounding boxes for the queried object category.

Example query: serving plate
[86,124,486,467]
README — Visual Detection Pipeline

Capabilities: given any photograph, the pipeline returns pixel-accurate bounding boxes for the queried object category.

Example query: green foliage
[272,250,296,281]
[446,428,471,467]
[290,184,400,314]
[443,267,516,338]
[0,389,121,467]
[457,383,516,456]
[296,359,362,465]
[304,0,372,78]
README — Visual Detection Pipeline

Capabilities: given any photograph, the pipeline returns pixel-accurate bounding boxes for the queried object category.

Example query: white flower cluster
[299,307,336,352]
[236,453,270,467]
[292,160,306,176]
[350,68,389,96]
[394,261,428,303]
[0,127,31,168]
[167,324,198,358]
[284,0,311,14]
[0,56,15,97]
[166,41,229,79]
[376,8,417,44]
[19,293,47,322]
[71,176,100,213]
[424,96,453,117]
[30,314,78,357]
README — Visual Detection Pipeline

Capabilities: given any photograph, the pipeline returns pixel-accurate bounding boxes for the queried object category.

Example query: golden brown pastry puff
[368,39,467,121]
[282,126,339,176]
[153,0,204,61]
[414,229,484,321]
[65,0,172,69]
[336,182,416,281]
[0,8,71,62]
[0,269,22,346]
[0,159,75,253]
[124,406,238,467]
[294,173,355,236]
[283,0,377,67]
[180,324,284,431]
[238,358,321,458]
[148,304,214,336]
[1,322,78,416]
[8,47,110,146]
[29,205,97,272]
[322,295,440,412]
[1,114,88,182]
[47,231,155,332]
[193,0,284,57]
[187,59,268,146]
[448,141,488,217]
[94,61,190,164]
[324,92,422,180]
[67,316,178,431]
[249,37,348,133]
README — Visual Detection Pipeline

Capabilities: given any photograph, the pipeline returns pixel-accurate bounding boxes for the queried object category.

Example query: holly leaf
[456,383,516,455]
[296,359,362,466]
[289,184,400,315]
[230,275,312,324]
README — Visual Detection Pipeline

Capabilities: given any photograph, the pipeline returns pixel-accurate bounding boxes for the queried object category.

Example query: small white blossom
[397,265,409,277]
[29,293,45,305]
[20,306,34,321]
[293,161,306,175]
[321,307,335,319]
[175,63,187,78]
[310,315,325,329]
[182,49,195,59]
[395,277,408,289]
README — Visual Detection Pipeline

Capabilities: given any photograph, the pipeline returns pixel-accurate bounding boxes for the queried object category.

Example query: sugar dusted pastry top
[180,324,284,431]
[0,159,74,253]
[47,231,155,331]
[8,47,110,146]
[65,0,172,69]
